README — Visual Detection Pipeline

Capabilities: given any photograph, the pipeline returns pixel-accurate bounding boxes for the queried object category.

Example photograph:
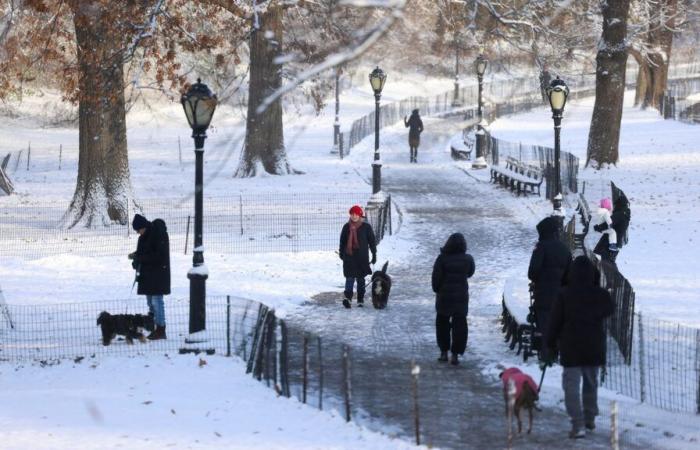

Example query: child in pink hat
[596,198,618,252]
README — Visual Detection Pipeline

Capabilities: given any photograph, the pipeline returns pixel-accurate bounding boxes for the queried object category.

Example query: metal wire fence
[660,76,700,124]
[0,193,392,260]
[563,183,700,415]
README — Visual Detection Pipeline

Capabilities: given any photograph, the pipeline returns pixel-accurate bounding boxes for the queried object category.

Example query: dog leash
[537,365,547,394]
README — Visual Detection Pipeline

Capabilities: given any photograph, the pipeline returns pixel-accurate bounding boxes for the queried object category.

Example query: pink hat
[600,198,612,211]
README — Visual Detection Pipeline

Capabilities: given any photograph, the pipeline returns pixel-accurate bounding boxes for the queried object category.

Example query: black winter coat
[134,219,171,295]
[432,233,476,316]
[339,221,377,278]
[594,206,630,256]
[528,217,571,312]
[404,113,424,139]
[547,256,614,367]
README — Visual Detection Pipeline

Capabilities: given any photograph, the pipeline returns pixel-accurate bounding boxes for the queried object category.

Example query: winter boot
[438,351,448,362]
[584,420,596,432]
[357,294,364,307]
[148,325,167,340]
[608,242,618,252]
[569,428,585,439]
[450,353,459,365]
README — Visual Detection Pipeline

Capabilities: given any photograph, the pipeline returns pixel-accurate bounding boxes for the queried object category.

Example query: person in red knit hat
[338,205,377,308]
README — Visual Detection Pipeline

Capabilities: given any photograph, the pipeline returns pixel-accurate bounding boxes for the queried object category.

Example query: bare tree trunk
[633,0,677,110]
[630,49,650,107]
[63,3,132,228]
[235,5,295,177]
[586,0,631,168]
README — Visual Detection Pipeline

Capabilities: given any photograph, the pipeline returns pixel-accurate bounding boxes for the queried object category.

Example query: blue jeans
[344,277,366,300]
[147,295,165,327]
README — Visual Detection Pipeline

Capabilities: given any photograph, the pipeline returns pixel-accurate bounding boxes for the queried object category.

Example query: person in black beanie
[128,214,171,340]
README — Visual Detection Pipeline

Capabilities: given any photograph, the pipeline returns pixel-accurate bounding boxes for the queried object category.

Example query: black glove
[131,260,139,270]
[593,223,605,232]
[128,252,136,260]
[371,254,377,265]
[339,252,344,261]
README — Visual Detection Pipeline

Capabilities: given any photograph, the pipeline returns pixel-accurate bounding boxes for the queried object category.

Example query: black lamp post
[473,54,488,169]
[545,76,569,214]
[180,78,217,349]
[332,66,341,155]
[369,67,386,197]
[452,46,461,107]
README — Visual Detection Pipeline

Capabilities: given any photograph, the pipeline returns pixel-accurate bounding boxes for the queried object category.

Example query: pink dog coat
[501,367,539,399]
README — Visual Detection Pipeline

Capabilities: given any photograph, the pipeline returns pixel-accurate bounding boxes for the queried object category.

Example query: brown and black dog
[500,367,539,434]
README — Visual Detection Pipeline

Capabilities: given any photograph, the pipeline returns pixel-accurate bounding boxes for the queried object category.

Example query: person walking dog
[339,205,377,308]
[404,109,424,163]
[528,216,571,353]
[432,232,475,365]
[547,255,613,439]
[128,214,171,340]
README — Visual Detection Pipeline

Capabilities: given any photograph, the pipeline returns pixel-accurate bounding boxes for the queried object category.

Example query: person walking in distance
[128,214,171,340]
[547,255,613,439]
[528,216,571,355]
[404,109,424,163]
[338,205,377,308]
[432,233,475,365]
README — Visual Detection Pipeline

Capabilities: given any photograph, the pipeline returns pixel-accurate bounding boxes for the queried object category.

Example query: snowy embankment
[488,91,700,326]
[0,355,418,450]
[0,72,454,449]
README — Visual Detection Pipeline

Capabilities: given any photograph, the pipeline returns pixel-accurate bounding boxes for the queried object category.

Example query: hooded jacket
[134,219,171,296]
[547,256,614,367]
[432,233,476,316]
[527,217,571,311]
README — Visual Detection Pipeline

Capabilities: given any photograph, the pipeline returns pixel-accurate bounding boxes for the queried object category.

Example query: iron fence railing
[0,193,392,259]
[660,76,700,123]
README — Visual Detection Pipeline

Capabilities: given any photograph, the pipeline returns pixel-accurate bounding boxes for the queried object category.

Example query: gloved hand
[539,349,557,368]
[128,252,136,260]
[339,252,344,261]
[131,260,139,270]
[371,254,377,265]
[593,223,604,232]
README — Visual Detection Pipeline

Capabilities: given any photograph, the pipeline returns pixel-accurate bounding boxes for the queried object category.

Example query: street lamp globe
[181,78,218,135]
[369,67,387,96]
[546,77,569,114]
[475,54,488,77]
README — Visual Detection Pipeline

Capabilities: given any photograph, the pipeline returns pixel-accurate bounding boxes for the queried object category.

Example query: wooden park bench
[490,157,544,196]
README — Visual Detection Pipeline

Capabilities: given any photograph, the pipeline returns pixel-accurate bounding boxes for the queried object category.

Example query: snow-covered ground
[2,71,700,448]
[488,91,700,326]
[0,72,454,449]
[0,355,418,450]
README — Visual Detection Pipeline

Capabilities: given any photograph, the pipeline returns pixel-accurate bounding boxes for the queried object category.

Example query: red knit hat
[349,205,364,217]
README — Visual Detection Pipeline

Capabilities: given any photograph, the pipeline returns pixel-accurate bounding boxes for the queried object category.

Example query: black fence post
[342,344,351,422]
[184,215,191,255]
[318,336,324,411]
[638,312,646,403]
[226,295,231,357]
[302,334,308,404]
[411,360,421,446]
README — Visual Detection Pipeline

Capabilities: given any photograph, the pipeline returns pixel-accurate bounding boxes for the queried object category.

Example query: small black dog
[371,261,392,310]
[97,311,154,346]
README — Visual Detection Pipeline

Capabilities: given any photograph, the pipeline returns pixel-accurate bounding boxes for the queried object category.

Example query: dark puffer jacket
[134,219,171,296]
[547,256,614,367]
[339,221,377,278]
[528,216,571,312]
[432,233,476,316]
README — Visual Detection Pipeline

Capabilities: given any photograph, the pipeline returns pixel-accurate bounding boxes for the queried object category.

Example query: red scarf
[346,219,362,255]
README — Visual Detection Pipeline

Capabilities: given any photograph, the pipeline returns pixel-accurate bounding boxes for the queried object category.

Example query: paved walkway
[287,116,643,449]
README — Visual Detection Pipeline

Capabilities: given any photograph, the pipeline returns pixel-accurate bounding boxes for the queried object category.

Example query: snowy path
[286,116,646,449]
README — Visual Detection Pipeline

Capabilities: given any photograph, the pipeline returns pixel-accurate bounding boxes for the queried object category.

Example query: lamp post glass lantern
[545,76,569,213]
[180,79,217,344]
[369,67,386,196]
[473,54,488,169]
